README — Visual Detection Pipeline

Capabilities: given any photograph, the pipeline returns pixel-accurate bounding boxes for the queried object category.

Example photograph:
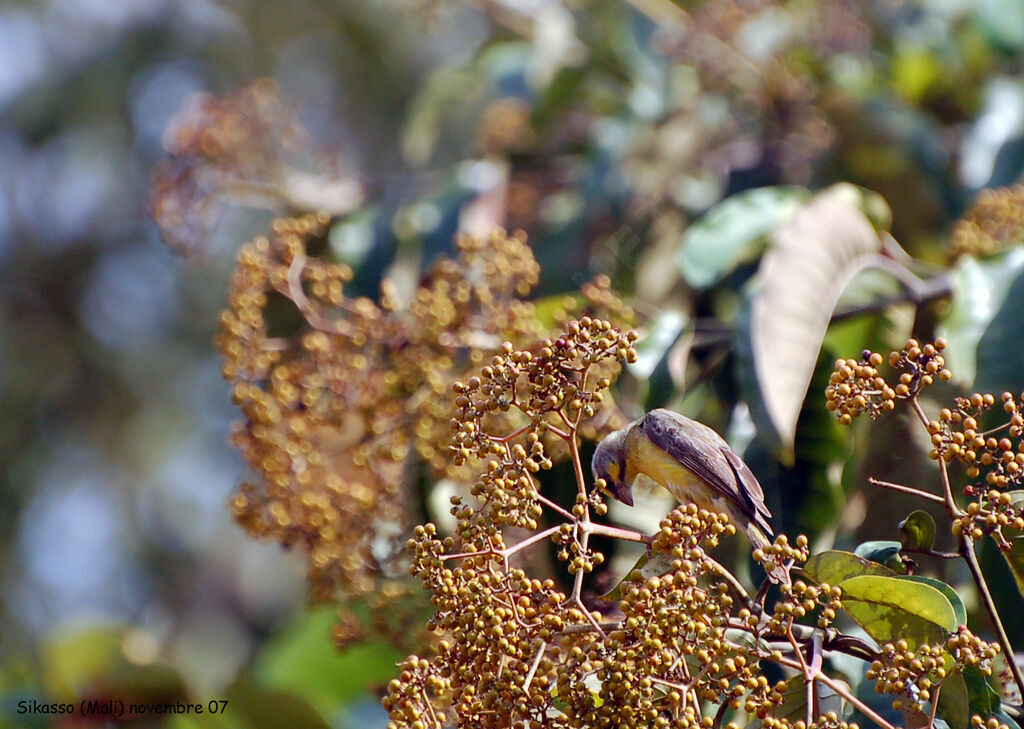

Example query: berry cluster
[826,339,951,424]
[761,715,859,729]
[447,319,637,530]
[949,183,1024,261]
[754,534,809,587]
[767,579,843,633]
[971,716,1013,729]
[927,392,1024,485]
[866,629,1001,715]
[952,490,1024,549]
[393,495,850,729]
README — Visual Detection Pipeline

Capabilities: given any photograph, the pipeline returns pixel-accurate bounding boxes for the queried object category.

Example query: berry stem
[705,555,752,606]
[911,398,963,516]
[776,654,900,729]
[535,492,574,521]
[522,639,547,692]
[868,477,945,504]
[785,624,815,710]
[586,521,652,544]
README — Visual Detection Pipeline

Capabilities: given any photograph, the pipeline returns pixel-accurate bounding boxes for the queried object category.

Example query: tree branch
[960,535,1024,697]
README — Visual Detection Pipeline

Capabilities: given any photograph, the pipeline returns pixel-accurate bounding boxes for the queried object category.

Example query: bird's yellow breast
[626,431,716,510]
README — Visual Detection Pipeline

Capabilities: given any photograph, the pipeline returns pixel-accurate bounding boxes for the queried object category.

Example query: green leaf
[253,607,403,713]
[723,628,773,655]
[854,540,903,566]
[677,186,808,289]
[939,249,1024,385]
[803,549,896,586]
[838,574,957,647]
[737,342,851,541]
[222,680,333,729]
[962,665,995,719]
[995,489,1024,598]
[899,575,968,628]
[994,706,1023,729]
[628,309,692,410]
[937,664,971,729]
[747,185,892,457]
[899,510,937,551]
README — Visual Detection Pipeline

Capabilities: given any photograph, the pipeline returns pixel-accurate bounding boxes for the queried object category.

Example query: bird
[591,408,788,584]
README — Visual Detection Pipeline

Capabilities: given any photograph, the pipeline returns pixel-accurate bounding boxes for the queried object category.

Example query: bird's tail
[746,524,791,586]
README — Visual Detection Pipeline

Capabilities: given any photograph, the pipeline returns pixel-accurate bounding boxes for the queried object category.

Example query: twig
[587,521,653,545]
[783,621,824,729]
[279,251,357,338]
[774,655,899,729]
[572,594,606,638]
[903,547,960,560]
[445,527,560,564]
[558,621,622,635]
[522,640,547,692]
[868,477,945,504]
[960,535,1024,696]
[910,398,962,516]
[504,526,561,558]
[768,623,879,663]
[705,555,753,607]
[808,631,824,724]
[927,677,944,729]
[535,492,575,522]
[488,423,533,444]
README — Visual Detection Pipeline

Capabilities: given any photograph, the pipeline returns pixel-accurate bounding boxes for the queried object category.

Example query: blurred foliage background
[4,0,1024,727]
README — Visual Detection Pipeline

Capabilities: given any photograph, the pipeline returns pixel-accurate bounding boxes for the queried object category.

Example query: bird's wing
[640,410,774,536]
[720,447,774,536]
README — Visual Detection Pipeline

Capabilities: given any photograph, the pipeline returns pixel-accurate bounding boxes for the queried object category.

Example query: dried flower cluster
[950,184,1024,260]
[150,80,311,256]
[825,338,951,424]
[150,79,361,258]
[866,629,1001,715]
[217,220,632,642]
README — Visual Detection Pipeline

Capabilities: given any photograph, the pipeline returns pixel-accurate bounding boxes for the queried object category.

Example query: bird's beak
[606,479,634,507]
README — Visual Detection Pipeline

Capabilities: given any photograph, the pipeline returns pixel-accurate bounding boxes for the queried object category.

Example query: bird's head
[591,427,633,506]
